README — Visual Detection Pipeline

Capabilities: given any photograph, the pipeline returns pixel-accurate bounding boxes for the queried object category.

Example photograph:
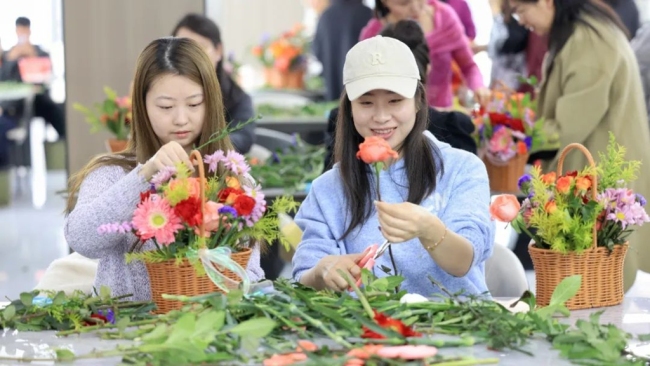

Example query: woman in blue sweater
[292,36,494,297]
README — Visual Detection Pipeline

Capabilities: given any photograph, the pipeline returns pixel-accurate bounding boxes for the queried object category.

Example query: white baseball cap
[343,35,420,101]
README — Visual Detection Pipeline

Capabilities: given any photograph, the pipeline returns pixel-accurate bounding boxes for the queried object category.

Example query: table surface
[0,83,34,102]
[1,297,648,365]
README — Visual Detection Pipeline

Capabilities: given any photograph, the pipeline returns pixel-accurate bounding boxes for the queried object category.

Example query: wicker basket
[528,143,628,310]
[482,152,528,193]
[142,150,253,314]
[145,249,252,314]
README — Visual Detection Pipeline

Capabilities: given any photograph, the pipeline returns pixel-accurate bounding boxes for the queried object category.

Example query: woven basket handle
[555,143,598,250]
[190,150,206,240]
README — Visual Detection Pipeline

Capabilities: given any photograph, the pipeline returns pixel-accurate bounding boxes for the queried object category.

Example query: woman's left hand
[474,87,492,107]
[375,201,433,243]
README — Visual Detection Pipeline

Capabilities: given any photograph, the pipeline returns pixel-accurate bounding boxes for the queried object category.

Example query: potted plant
[98,147,298,313]
[472,81,546,193]
[251,24,308,90]
[73,87,132,153]
[491,133,650,309]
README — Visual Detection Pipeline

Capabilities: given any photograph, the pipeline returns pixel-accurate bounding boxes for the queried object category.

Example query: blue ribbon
[186,247,251,295]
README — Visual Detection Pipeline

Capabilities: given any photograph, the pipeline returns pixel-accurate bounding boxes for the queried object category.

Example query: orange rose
[575,176,592,191]
[541,172,557,185]
[555,176,573,194]
[356,136,398,165]
[489,194,521,222]
[544,200,557,214]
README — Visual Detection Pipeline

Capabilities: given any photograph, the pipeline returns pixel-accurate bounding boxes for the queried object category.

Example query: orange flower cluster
[252,24,307,73]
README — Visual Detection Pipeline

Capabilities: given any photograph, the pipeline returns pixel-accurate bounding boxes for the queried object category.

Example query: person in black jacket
[172,14,255,153]
[0,17,65,140]
[313,0,373,101]
[323,20,477,172]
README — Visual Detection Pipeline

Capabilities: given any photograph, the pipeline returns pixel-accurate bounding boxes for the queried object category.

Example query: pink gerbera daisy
[131,196,182,245]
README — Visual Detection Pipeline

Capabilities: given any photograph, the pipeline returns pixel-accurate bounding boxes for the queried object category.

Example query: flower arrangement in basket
[73,87,132,152]
[490,133,650,309]
[251,24,308,89]
[98,148,298,313]
[472,81,546,192]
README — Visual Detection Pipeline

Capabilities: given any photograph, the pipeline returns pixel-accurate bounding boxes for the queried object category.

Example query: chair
[485,243,529,297]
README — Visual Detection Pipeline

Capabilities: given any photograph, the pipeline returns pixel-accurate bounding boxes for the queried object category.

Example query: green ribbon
[186,247,251,295]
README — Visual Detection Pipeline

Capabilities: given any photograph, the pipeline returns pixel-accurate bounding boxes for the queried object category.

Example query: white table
[1,297,648,365]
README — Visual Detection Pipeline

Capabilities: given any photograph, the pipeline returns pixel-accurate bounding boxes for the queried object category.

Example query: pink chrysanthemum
[223,151,250,175]
[243,184,266,227]
[131,196,182,245]
[204,150,226,173]
[150,166,177,188]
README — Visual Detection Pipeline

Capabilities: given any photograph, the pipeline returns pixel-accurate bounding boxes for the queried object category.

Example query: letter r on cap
[370,52,385,65]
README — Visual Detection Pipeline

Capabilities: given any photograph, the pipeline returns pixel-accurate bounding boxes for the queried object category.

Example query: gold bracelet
[426,226,448,252]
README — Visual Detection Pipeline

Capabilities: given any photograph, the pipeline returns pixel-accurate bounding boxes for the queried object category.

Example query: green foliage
[0,287,154,331]
[597,132,641,192]
[0,275,638,365]
[73,86,131,140]
[256,101,337,118]
[248,134,325,192]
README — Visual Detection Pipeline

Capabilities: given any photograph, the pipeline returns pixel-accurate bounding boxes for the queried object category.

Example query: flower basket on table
[252,24,308,90]
[473,82,545,193]
[99,148,297,314]
[73,87,132,153]
[491,134,649,309]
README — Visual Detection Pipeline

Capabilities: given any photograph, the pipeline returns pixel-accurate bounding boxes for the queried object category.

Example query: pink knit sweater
[360,0,484,108]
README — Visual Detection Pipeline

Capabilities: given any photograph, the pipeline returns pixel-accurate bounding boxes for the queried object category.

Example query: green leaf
[228,317,276,338]
[2,305,16,320]
[166,312,196,344]
[55,349,76,361]
[141,324,169,343]
[99,286,112,299]
[116,317,130,333]
[550,275,582,306]
[52,291,66,306]
[20,292,34,307]
[195,311,225,335]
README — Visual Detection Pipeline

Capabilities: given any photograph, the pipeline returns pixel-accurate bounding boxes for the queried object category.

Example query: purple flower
[223,150,250,175]
[524,136,532,149]
[97,222,132,234]
[218,206,238,217]
[150,166,176,188]
[204,151,226,173]
[260,32,271,43]
[97,309,116,324]
[271,152,280,164]
[637,194,647,207]
[518,174,532,191]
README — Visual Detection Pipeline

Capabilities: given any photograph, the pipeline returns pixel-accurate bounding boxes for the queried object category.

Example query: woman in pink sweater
[360,0,489,108]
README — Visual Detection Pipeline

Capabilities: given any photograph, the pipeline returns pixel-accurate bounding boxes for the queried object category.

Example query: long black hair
[514,0,628,74]
[334,83,443,240]
[172,13,246,115]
